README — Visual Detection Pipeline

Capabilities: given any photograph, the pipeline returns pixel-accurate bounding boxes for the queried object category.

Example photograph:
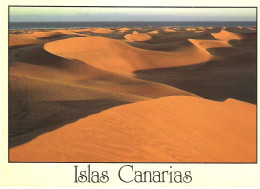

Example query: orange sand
[188,39,231,54]
[44,36,212,74]
[9,27,256,162]
[91,28,114,34]
[9,96,256,162]
[148,30,159,34]
[212,29,242,41]
[118,28,129,33]
[124,31,152,42]
[164,28,176,32]
[9,34,41,47]
[33,29,77,38]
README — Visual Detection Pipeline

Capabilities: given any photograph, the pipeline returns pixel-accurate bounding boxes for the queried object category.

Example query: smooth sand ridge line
[10,73,152,102]
[211,29,244,41]
[91,28,114,34]
[118,28,130,33]
[33,29,79,38]
[9,40,198,147]
[10,42,197,99]
[10,62,195,101]
[148,30,159,34]
[9,34,42,47]
[188,39,231,54]
[44,36,213,74]
[124,32,152,42]
[164,28,176,32]
[9,96,256,162]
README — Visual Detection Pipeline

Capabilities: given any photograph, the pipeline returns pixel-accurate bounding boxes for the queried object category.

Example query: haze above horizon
[10,7,256,22]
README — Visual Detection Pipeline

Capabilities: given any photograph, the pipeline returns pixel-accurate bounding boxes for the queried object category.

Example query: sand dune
[9,26,257,162]
[33,29,78,38]
[164,28,176,32]
[124,31,152,42]
[186,27,196,31]
[44,36,212,74]
[211,29,243,41]
[9,40,197,146]
[9,96,256,162]
[9,34,41,47]
[188,39,231,54]
[148,30,159,34]
[91,28,114,34]
[118,28,129,33]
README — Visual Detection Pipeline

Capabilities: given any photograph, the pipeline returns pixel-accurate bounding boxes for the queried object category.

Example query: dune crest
[9,96,256,162]
[188,39,231,54]
[164,28,176,32]
[44,36,212,74]
[91,28,114,34]
[211,29,243,41]
[9,34,41,47]
[124,31,152,42]
[33,30,77,38]
[118,28,129,33]
[148,30,159,34]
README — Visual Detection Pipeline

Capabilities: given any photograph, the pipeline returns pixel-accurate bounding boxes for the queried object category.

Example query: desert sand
[9,96,256,162]
[9,26,257,162]
[124,31,152,42]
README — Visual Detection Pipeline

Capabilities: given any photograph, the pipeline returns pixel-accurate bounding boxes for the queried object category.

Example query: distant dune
[33,30,77,38]
[9,96,256,162]
[124,31,152,42]
[118,28,129,33]
[212,29,243,41]
[164,28,176,32]
[9,34,41,47]
[148,30,159,34]
[91,28,114,34]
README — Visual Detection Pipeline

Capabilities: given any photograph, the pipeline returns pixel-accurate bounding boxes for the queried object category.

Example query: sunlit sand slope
[10,96,256,162]
[44,36,212,74]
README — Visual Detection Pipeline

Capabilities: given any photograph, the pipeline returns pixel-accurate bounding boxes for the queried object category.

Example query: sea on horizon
[9,21,257,30]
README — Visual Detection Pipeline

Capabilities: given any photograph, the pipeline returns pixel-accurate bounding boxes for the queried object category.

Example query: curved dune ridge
[91,28,114,34]
[44,36,213,74]
[9,42,197,144]
[186,28,196,31]
[33,30,78,38]
[10,44,195,101]
[211,29,243,41]
[9,96,256,162]
[9,34,41,47]
[164,28,176,32]
[188,39,231,54]
[124,31,152,42]
[148,30,159,34]
[118,28,129,33]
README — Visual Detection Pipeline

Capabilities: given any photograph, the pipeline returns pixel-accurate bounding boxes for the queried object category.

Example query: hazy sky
[10,7,256,22]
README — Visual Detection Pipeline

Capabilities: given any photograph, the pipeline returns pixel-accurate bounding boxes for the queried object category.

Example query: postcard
[1,0,260,187]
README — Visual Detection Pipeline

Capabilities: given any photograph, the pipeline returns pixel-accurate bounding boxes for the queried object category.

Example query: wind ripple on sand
[9,96,256,162]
